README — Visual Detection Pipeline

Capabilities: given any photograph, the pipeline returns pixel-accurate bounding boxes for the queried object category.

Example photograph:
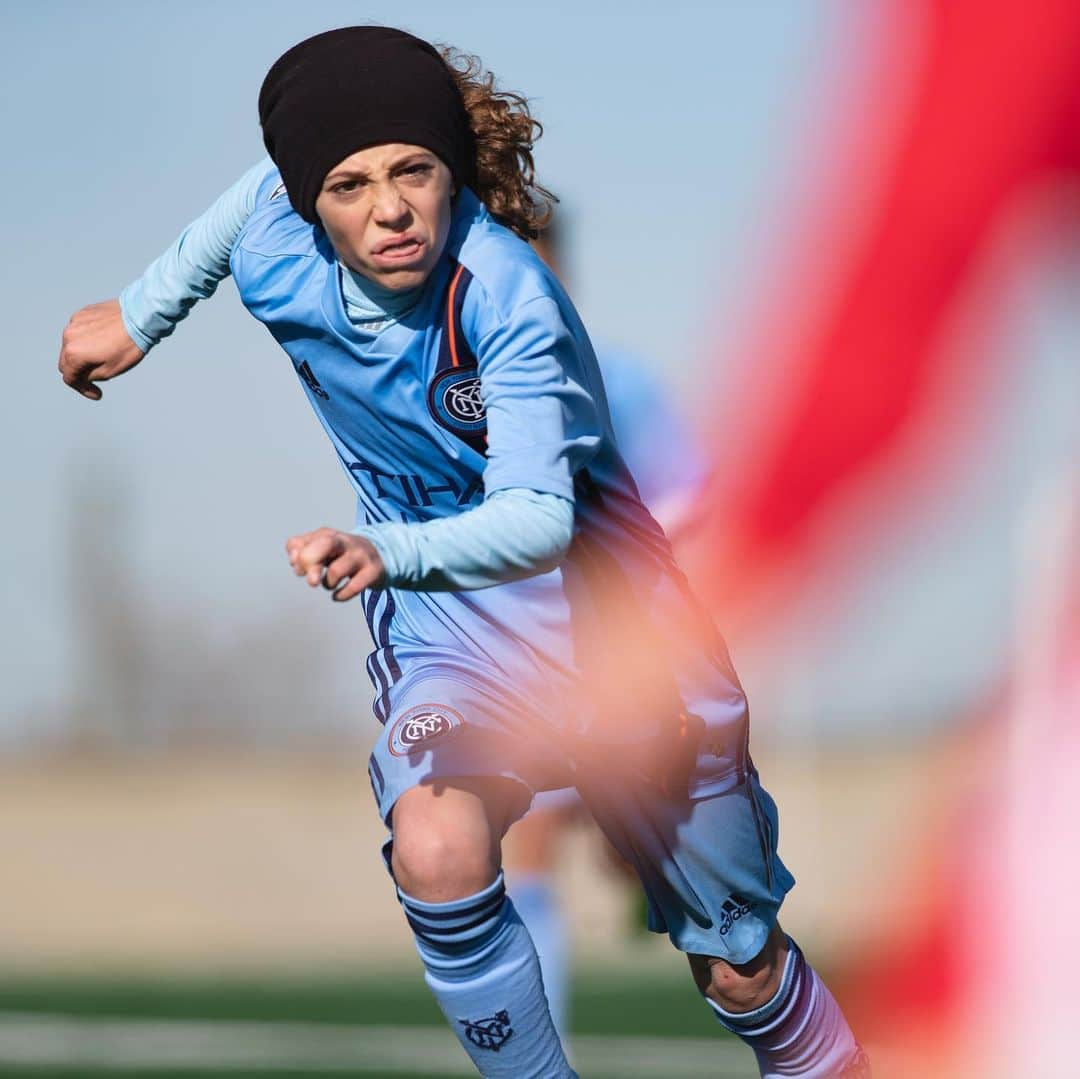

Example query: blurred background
[2,1,1077,1076]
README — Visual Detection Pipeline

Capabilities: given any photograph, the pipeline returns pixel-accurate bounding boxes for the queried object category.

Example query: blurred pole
[67,457,147,748]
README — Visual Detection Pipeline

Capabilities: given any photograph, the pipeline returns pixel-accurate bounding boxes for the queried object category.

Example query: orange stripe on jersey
[446,264,466,368]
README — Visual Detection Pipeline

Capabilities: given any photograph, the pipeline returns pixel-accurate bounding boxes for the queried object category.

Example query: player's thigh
[368,669,571,898]
[391,775,530,901]
[577,770,796,964]
[367,673,568,824]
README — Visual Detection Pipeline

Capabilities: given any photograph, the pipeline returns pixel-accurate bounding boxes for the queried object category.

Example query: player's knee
[392,825,497,901]
[694,925,787,1014]
[391,797,501,903]
[706,958,781,1013]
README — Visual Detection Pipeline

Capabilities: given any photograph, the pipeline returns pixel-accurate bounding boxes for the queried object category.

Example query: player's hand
[285,527,385,602]
[59,299,145,400]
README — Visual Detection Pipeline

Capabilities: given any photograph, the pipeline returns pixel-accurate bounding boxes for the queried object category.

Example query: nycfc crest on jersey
[459,1009,514,1051]
[429,367,485,437]
[388,703,465,757]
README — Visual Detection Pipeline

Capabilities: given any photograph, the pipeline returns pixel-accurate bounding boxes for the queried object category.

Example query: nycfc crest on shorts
[388,703,465,757]
[459,1009,513,1052]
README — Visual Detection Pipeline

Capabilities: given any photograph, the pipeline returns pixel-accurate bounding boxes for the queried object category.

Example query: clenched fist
[286,527,385,602]
[59,299,145,400]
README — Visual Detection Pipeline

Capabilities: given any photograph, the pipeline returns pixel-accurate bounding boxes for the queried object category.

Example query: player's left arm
[477,294,602,504]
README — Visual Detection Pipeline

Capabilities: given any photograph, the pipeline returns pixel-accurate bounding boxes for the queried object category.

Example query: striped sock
[399,872,576,1078]
[707,937,870,1077]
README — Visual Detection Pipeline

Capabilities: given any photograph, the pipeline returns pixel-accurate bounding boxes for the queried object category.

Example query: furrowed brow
[324,167,372,185]
[390,151,438,170]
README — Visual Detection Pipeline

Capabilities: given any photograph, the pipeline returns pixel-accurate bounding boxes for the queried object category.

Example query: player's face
[315,144,454,292]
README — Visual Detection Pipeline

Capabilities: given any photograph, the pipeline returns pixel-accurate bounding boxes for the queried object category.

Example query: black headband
[258,26,476,224]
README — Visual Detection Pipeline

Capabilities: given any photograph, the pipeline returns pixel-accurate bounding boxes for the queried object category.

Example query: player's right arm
[58,158,275,400]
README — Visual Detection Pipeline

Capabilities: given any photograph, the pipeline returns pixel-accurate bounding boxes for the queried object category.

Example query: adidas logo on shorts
[718,893,753,936]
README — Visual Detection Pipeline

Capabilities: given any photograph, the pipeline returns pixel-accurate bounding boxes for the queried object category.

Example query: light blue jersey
[229,170,748,805]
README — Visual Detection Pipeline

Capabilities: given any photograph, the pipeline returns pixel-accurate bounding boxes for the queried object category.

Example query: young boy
[59,26,868,1078]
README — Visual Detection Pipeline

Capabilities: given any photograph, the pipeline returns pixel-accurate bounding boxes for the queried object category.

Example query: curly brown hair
[439,47,557,240]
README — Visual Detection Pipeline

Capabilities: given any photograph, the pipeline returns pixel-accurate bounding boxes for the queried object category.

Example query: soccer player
[58,27,869,1078]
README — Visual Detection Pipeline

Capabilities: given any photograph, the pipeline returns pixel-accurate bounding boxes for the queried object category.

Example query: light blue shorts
[574,762,795,961]
[367,670,794,962]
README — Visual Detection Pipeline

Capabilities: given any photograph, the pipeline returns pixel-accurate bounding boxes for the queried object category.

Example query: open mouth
[373,236,424,264]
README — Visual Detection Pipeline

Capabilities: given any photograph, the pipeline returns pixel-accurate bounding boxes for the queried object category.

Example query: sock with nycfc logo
[399,872,576,1078]
[509,873,570,1037]
[706,936,871,1078]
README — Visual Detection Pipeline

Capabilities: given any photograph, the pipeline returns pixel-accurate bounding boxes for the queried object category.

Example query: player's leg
[689,925,871,1078]
[503,790,578,1036]
[577,767,868,1077]
[368,676,577,1078]
[390,776,577,1078]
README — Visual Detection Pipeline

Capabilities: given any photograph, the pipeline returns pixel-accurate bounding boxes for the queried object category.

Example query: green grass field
[0,968,751,1078]
[0,968,716,1033]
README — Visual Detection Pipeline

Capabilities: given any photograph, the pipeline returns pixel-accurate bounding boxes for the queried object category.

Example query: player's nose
[372,183,409,225]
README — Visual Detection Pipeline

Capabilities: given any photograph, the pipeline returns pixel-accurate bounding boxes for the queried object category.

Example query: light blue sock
[509,873,570,1037]
[706,937,870,1078]
[399,872,577,1078]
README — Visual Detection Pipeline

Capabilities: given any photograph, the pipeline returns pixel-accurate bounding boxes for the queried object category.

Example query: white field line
[0,1012,758,1077]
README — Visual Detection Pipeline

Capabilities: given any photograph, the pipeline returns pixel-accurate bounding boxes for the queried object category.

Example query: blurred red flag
[696,1,1080,1065]
[702,0,1080,625]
